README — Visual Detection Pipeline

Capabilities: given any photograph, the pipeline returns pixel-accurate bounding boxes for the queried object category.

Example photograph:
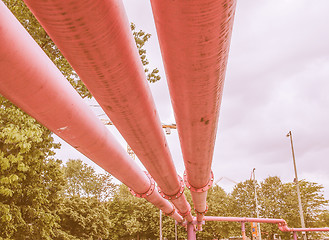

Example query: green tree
[280,180,328,239]
[55,196,112,240]
[131,23,161,83]
[63,159,116,201]
[230,180,257,218]
[0,97,65,239]
[258,176,287,239]
[197,185,234,240]
[107,185,160,240]
[258,177,329,240]
[229,180,259,238]
[231,178,270,240]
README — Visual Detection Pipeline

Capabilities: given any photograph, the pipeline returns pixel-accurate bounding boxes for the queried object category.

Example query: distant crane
[214,176,238,186]
[91,104,177,159]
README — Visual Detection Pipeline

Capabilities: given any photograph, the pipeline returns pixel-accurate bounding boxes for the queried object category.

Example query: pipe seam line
[184,171,214,192]
[157,175,185,200]
[129,172,155,198]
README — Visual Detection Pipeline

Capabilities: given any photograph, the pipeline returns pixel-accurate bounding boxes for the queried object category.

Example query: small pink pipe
[23,0,192,220]
[0,1,183,223]
[241,222,246,240]
[204,216,329,232]
[204,216,284,224]
[279,226,329,232]
[293,232,298,240]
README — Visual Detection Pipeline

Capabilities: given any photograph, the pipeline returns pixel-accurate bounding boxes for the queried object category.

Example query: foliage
[280,180,329,239]
[131,23,161,83]
[0,97,64,239]
[229,176,329,240]
[197,185,235,239]
[63,159,116,201]
[107,185,160,240]
[257,176,287,239]
[55,196,112,240]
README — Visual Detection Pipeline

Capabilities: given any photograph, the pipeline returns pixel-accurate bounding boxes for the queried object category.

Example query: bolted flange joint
[183,170,214,193]
[194,204,208,215]
[177,204,191,218]
[157,175,185,200]
[129,171,155,198]
[164,206,176,217]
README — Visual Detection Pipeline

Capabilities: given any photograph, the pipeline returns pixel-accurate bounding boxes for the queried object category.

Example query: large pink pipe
[150,0,237,220]
[204,216,329,232]
[22,0,192,221]
[0,1,183,223]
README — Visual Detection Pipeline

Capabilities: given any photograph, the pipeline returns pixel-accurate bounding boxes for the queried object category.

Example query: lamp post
[252,168,262,240]
[286,131,307,240]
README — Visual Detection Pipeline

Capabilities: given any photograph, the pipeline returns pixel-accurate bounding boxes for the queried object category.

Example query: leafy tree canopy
[0,97,64,240]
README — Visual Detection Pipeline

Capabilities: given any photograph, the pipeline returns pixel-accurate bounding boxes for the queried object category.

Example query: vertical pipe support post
[187,223,197,240]
[242,222,246,240]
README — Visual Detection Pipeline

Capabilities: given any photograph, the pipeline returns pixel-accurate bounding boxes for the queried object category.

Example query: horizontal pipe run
[204,216,329,232]
[204,216,284,224]
[23,0,192,218]
[150,0,237,215]
[279,226,329,232]
[0,1,181,223]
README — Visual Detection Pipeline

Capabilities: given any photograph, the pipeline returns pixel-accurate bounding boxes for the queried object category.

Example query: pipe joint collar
[129,171,155,198]
[177,204,192,218]
[194,204,208,215]
[184,170,214,193]
[157,175,185,200]
[164,205,176,217]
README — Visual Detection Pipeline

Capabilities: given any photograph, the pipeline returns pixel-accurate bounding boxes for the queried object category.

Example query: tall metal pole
[175,220,178,240]
[287,131,307,240]
[160,210,163,240]
[252,168,262,240]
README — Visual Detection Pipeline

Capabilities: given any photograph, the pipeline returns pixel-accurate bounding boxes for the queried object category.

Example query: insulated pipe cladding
[0,1,183,223]
[22,0,193,221]
[150,0,237,221]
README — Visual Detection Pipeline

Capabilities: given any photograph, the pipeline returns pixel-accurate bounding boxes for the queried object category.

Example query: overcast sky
[55,0,329,200]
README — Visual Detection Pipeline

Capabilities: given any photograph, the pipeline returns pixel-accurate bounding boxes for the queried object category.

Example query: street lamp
[286,131,307,240]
